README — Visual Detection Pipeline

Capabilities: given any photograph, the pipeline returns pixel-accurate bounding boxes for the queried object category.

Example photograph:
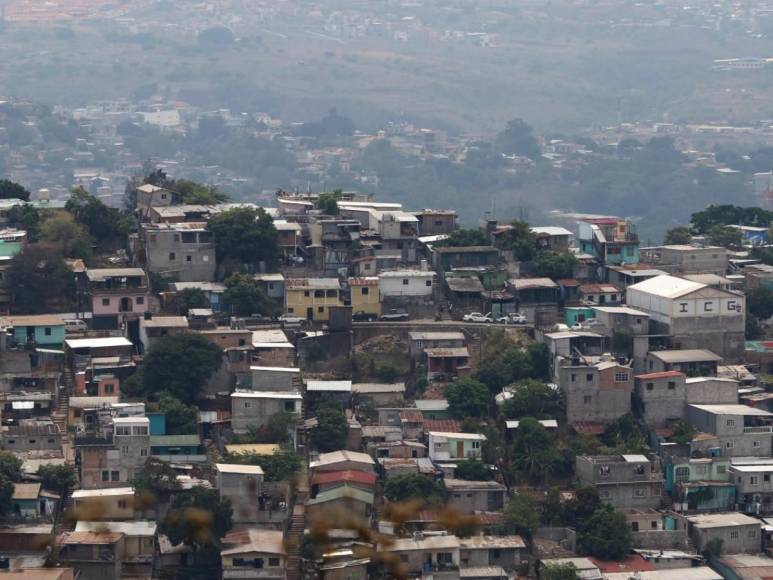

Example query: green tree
[454,459,492,481]
[748,287,773,320]
[384,473,444,504]
[37,464,76,492]
[243,411,296,444]
[316,190,342,214]
[602,414,648,453]
[437,228,489,247]
[142,334,222,404]
[176,288,209,313]
[511,417,566,482]
[0,179,30,201]
[0,452,22,482]
[541,487,564,526]
[221,451,302,482]
[576,505,633,561]
[7,245,75,313]
[664,226,691,245]
[174,179,229,204]
[8,204,41,241]
[65,186,130,245]
[206,207,279,272]
[222,273,276,316]
[495,118,541,159]
[160,487,232,548]
[502,380,562,420]
[527,342,550,379]
[533,250,577,279]
[668,420,697,445]
[562,486,602,528]
[503,494,540,540]
[706,225,743,249]
[702,538,723,561]
[0,477,14,515]
[494,220,537,261]
[132,457,181,500]
[40,212,93,260]
[446,377,490,418]
[377,363,400,383]
[158,393,198,435]
[542,562,578,580]
[310,407,349,452]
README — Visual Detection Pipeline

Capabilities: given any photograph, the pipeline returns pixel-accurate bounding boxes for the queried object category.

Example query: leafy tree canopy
[160,487,233,547]
[310,407,349,453]
[132,458,181,499]
[222,273,277,317]
[503,494,540,539]
[384,473,444,504]
[664,226,692,245]
[667,420,697,445]
[0,452,22,482]
[454,459,493,481]
[40,212,93,261]
[174,179,229,205]
[8,245,75,314]
[316,190,342,214]
[494,220,536,261]
[542,562,578,580]
[206,207,279,271]
[748,287,773,321]
[576,505,633,561]
[158,393,198,435]
[436,228,489,248]
[503,380,563,420]
[691,205,773,234]
[8,204,41,241]
[495,118,541,160]
[142,334,222,404]
[534,250,577,280]
[706,225,743,249]
[221,451,302,482]
[65,186,131,244]
[0,179,30,201]
[38,464,76,492]
[446,376,490,419]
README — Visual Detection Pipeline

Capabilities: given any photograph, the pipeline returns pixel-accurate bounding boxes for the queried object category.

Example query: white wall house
[378,270,435,297]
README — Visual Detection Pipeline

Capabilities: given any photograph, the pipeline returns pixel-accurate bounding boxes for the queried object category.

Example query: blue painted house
[150,434,206,463]
[2,314,66,347]
[147,412,167,436]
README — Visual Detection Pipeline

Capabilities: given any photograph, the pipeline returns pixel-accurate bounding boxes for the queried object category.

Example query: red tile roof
[572,421,606,435]
[400,410,424,423]
[635,371,684,380]
[310,470,377,488]
[423,419,463,433]
[589,555,656,574]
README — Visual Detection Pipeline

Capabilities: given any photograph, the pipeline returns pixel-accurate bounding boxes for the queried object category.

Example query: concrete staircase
[51,370,73,435]
[286,503,307,580]
[465,330,483,371]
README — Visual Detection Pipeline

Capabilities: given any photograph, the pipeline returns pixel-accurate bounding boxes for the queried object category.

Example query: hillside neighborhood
[1,179,773,579]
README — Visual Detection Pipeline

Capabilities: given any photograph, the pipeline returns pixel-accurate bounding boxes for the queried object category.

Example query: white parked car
[497,313,527,325]
[277,314,305,325]
[463,312,493,323]
[64,319,88,334]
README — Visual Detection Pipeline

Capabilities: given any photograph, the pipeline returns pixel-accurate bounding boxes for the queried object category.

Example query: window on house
[631,522,639,532]
[717,465,726,474]
[754,441,762,448]
[571,374,577,382]
[318,306,324,313]
[727,419,736,427]
[599,466,610,477]
[303,290,310,297]
[136,296,144,305]
[730,531,739,540]
[646,382,654,391]
[668,381,676,390]
[679,303,688,313]
[586,373,594,382]
[284,401,296,412]
[111,471,120,481]
[402,279,409,285]
[425,280,432,286]
[675,467,690,483]
[615,372,629,382]
[268,558,280,567]
[244,402,251,408]
[102,298,110,306]
[102,471,109,481]
[121,446,129,454]
[651,520,658,529]
[599,489,611,498]
[361,287,369,295]
[314,290,324,298]
[634,487,648,497]
[44,327,52,336]
[472,441,481,449]
[186,255,192,262]
[704,302,713,312]
[169,252,176,261]
[751,476,760,485]
[118,500,127,508]
[140,448,148,457]
[104,384,114,394]
[726,441,735,449]
[583,395,592,404]
[749,530,757,538]
[765,474,771,483]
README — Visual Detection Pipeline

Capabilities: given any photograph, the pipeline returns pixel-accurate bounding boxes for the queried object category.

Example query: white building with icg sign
[626,275,744,360]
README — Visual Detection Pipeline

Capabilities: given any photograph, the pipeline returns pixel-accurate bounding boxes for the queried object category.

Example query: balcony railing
[744,426,773,434]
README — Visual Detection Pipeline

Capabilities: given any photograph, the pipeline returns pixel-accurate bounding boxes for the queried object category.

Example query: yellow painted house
[349,277,380,318]
[285,278,343,322]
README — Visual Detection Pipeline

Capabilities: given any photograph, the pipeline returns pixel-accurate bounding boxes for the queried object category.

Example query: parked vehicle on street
[463,312,493,323]
[352,310,378,322]
[277,314,306,325]
[64,319,88,334]
[379,309,410,321]
[497,312,527,325]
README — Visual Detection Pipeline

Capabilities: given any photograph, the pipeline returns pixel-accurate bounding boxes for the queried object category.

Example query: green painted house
[2,314,66,347]
[150,434,206,463]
